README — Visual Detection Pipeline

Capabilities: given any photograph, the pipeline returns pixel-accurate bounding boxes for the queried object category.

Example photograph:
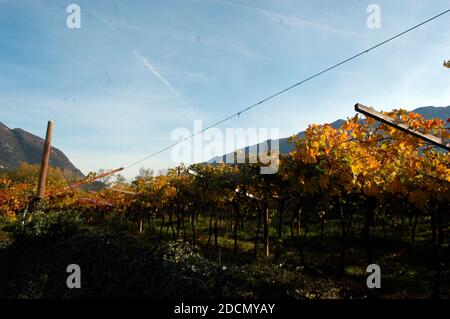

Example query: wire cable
[124,9,450,170]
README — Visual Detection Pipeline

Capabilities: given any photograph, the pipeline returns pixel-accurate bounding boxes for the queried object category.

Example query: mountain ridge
[0,122,84,177]
[1,106,448,175]
[209,106,450,163]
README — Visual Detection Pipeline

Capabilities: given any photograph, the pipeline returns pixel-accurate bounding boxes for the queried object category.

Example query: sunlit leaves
[0,109,448,228]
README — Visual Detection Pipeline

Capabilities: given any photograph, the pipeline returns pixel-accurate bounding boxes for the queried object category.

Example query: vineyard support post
[356,102,448,298]
[37,121,54,199]
[355,103,450,151]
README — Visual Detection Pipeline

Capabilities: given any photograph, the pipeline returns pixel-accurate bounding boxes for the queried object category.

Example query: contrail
[91,10,128,43]
[133,50,196,116]
[91,11,196,116]
[207,0,359,37]
[133,51,180,97]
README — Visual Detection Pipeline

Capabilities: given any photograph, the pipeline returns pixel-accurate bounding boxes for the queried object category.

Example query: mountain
[411,106,450,121]
[0,122,84,177]
[209,106,450,163]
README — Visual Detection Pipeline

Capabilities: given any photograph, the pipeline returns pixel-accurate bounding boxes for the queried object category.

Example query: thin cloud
[171,33,265,59]
[133,51,179,96]
[208,0,360,37]
[115,22,264,59]
[91,10,128,43]
[133,51,196,116]
[91,12,196,116]
[91,11,176,94]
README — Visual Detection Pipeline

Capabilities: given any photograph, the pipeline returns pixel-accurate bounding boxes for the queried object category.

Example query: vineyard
[0,109,449,299]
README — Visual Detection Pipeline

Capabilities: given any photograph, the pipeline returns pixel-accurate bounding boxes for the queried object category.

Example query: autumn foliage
[1,109,449,297]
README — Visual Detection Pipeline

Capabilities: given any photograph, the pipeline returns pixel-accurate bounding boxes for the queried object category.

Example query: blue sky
[0,0,449,178]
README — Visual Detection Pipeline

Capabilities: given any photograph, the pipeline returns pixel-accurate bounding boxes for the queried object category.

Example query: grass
[0,210,448,299]
[133,212,449,299]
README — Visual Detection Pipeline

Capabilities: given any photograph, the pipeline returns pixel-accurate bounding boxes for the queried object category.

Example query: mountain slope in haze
[0,122,84,177]
[209,106,450,163]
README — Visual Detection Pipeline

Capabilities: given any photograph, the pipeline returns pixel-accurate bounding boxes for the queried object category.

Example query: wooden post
[355,103,450,151]
[46,167,124,198]
[37,121,54,199]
